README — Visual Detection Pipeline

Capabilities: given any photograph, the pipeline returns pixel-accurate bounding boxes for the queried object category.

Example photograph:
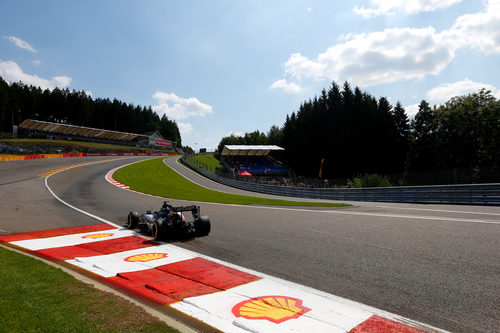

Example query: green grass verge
[0,246,177,333]
[113,157,349,207]
[188,153,224,170]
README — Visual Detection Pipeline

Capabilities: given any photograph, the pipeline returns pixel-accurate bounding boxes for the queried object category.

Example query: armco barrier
[181,156,500,206]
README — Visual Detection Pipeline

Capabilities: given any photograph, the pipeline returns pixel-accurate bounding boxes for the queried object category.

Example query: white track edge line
[46,174,122,228]
[102,158,500,225]
[165,158,500,225]
[42,157,450,332]
[376,205,500,216]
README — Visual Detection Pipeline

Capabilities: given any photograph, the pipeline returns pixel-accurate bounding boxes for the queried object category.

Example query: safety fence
[181,156,500,206]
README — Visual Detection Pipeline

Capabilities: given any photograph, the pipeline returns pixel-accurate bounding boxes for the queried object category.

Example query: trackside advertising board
[0,152,173,161]
[153,139,172,148]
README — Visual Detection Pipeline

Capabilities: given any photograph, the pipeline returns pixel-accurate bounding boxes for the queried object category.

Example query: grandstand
[221,145,289,176]
[17,119,175,150]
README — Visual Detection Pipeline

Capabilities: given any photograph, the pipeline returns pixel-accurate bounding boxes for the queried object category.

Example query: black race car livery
[126,201,211,241]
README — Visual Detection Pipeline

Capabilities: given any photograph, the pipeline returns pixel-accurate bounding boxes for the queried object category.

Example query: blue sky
[1,0,499,150]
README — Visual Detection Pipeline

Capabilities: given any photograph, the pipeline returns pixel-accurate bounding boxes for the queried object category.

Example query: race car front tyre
[195,216,211,237]
[126,212,139,229]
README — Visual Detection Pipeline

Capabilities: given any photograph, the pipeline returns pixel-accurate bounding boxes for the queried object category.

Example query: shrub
[347,173,392,188]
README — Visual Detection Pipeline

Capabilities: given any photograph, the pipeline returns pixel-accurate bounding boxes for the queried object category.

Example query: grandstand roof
[221,145,284,156]
[19,119,148,142]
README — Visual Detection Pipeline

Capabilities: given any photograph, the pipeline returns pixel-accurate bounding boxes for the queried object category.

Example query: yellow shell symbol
[82,233,113,239]
[232,295,311,324]
[124,253,168,262]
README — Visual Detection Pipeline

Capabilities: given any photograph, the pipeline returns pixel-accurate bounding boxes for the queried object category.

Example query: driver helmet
[160,201,170,212]
[175,212,186,223]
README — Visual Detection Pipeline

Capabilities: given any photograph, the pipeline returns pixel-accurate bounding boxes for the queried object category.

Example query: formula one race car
[126,201,211,241]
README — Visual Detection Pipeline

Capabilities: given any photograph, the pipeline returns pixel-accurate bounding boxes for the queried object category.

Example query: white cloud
[177,122,193,136]
[278,1,500,89]
[444,0,500,54]
[284,53,326,80]
[226,131,243,137]
[426,78,500,102]
[354,0,462,18]
[152,91,213,120]
[5,36,36,52]
[32,60,41,66]
[404,103,420,118]
[354,0,403,18]
[270,79,302,93]
[283,27,454,87]
[0,60,71,90]
[405,78,500,117]
[405,0,462,13]
[52,76,72,87]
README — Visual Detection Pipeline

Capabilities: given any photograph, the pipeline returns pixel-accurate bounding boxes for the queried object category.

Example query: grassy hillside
[113,157,349,207]
[0,138,174,154]
[186,153,225,170]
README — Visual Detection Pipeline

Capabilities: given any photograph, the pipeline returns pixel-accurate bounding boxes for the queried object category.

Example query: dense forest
[218,81,500,184]
[0,76,181,145]
[1,74,499,184]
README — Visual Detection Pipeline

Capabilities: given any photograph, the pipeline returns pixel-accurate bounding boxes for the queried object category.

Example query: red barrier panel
[1,152,174,161]
[24,154,45,160]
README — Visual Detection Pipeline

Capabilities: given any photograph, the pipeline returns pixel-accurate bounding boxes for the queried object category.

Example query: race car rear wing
[171,205,201,219]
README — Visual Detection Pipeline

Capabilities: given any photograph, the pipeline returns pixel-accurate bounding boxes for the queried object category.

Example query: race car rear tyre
[195,216,211,237]
[152,222,165,241]
[126,212,139,229]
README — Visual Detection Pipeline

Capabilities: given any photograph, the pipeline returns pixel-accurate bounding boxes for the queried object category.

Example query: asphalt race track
[1,156,499,333]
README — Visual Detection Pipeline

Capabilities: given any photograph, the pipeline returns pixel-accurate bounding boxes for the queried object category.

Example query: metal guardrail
[181,156,500,206]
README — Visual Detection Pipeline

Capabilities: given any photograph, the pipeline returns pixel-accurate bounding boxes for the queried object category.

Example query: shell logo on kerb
[124,253,168,262]
[232,295,311,324]
[82,233,113,239]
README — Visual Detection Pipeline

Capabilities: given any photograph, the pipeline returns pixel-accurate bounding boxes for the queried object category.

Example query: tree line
[0,76,181,145]
[218,81,499,184]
